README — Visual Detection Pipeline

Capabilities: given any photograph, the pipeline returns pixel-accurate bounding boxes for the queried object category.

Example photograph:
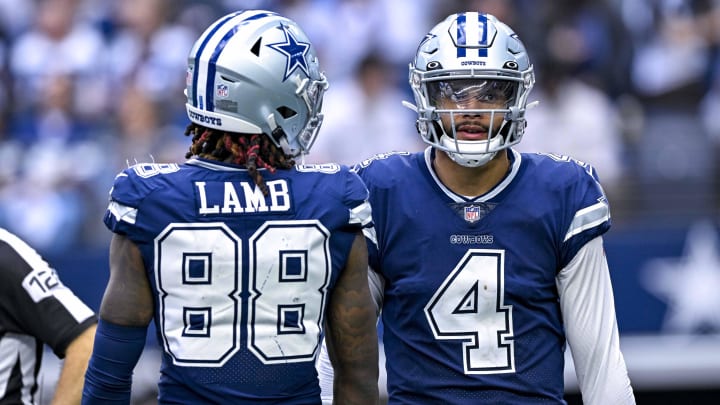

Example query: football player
[82,10,378,404]
[318,11,635,404]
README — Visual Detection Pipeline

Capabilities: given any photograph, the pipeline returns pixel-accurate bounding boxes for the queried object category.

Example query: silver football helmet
[185,10,328,157]
[408,12,535,167]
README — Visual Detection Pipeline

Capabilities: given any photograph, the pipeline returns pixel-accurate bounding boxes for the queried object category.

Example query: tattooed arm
[324,232,379,405]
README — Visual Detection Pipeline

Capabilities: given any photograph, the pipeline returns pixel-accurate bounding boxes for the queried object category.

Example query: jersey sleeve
[0,229,97,357]
[104,169,142,235]
[353,164,379,271]
[557,236,635,404]
[559,161,612,268]
[352,154,407,273]
[103,165,173,236]
[340,166,373,231]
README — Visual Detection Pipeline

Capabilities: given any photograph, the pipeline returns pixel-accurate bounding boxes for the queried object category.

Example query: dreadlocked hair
[184,123,296,196]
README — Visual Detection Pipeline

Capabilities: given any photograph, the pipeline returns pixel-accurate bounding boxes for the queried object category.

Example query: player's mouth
[455,123,489,140]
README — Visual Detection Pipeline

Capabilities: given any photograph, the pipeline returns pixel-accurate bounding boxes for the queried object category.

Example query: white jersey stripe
[564,201,611,242]
[108,201,138,225]
[349,200,372,227]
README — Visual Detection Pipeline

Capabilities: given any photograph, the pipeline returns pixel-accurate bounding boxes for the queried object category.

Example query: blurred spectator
[0,0,108,252]
[438,0,521,27]
[621,0,711,108]
[13,73,87,145]
[113,84,186,165]
[101,83,188,182]
[0,28,10,141]
[696,2,720,143]
[375,0,435,69]
[67,84,190,249]
[515,0,629,197]
[518,68,625,196]
[9,0,108,127]
[0,0,34,38]
[283,0,386,80]
[556,0,633,98]
[308,52,422,165]
[0,150,86,253]
[618,0,717,220]
[104,0,195,124]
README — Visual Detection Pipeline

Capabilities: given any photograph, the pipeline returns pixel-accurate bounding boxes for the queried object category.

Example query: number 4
[424,249,515,374]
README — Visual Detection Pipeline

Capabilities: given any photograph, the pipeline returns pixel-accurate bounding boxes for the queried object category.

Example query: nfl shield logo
[464,205,482,223]
[216,84,229,98]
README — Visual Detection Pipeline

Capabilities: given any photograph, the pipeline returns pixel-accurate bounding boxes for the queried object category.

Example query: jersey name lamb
[195,180,291,214]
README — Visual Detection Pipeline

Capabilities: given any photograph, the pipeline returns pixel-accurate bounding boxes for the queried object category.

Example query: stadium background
[1,0,719,403]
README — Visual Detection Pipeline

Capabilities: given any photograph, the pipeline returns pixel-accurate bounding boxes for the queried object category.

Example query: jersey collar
[424,147,522,203]
[186,157,250,171]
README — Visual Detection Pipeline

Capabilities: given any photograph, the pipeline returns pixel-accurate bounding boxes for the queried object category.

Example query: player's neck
[433,149,510,198]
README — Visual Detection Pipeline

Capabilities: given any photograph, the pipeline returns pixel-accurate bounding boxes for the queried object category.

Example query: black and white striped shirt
[0,229,96,405]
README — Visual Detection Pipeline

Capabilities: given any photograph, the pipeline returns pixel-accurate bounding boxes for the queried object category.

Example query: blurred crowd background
[0,0,718,253]
[4,0,720,402]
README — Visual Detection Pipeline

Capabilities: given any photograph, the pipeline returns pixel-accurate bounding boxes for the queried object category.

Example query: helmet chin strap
[436,117,510,168]
[439,134,501,167]
[266,113,296,156]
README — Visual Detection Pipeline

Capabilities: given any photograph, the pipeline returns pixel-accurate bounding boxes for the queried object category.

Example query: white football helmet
[408,12,535,167]
[185,10,328,157]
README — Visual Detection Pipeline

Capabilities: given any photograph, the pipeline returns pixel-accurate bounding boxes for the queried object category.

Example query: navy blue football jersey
[355,148,610,404]
[103,158,371,404]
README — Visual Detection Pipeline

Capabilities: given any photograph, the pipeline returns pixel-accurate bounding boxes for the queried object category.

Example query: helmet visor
[428,79,517,109]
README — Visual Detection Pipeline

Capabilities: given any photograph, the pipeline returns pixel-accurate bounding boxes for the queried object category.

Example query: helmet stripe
[191,11,243,108]
[191,10,277,111]
[456,13,466,57]
[204,27,241,112]
[205,11,277,112]
[478,13,489,57]
[455,12,488,58]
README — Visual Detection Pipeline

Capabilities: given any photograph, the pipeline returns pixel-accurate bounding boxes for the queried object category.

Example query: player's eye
[435,80,510,107]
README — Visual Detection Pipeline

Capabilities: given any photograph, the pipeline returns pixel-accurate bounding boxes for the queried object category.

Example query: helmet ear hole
[276,106,297,119]
[250,38,262,56]
[427,61,442,70]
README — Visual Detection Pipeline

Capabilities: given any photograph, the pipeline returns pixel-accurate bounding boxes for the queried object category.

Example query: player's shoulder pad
[523,152,603,188]
[351,151,415,188]
[108,163,182,207]
[526,153,611,260]
[296,162,369,207]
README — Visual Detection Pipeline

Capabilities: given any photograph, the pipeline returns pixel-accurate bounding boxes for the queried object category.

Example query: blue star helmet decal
[267,23,311,82]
